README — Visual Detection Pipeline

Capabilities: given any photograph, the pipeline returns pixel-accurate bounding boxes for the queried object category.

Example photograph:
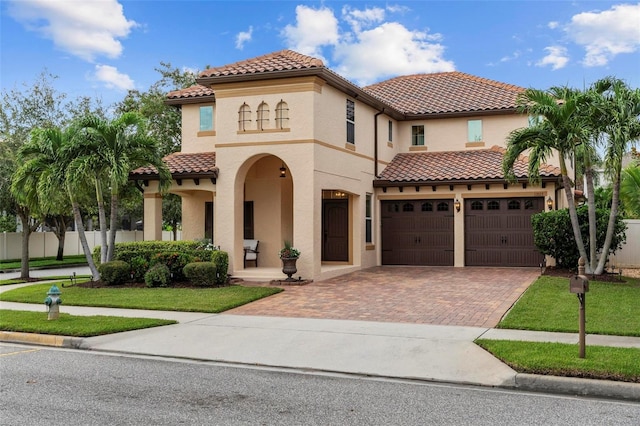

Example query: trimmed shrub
[94,241,214,265]
[183,262,217,287]
[97,260,130,286]
[129,256,149,282]
[150,252,193,281]
[144,264,171,288]
[211,250,229,285]
[532,205,627,270]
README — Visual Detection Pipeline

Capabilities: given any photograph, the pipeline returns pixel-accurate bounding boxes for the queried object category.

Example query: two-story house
[131,49,563,281]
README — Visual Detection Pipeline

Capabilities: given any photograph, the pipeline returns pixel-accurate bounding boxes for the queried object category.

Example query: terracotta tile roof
[167,84,214,101]
[199,49,324,78]
[130,152,218,179]
[376,146,560,183]
[363,72,524,115]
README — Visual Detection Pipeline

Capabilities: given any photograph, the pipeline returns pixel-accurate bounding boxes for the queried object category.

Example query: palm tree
[73,112,171,262]
[620,164,640,218]
[503,86,594,272]
[13,126,101,280]
[591,78,640,274]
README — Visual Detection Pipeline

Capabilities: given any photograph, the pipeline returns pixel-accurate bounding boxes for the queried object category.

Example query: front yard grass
[0,282,283,313]
[477,274,640,382]
[497,275,640,337]
[0,310,176,337]
[0,255,88,271]
[476,339,640,383]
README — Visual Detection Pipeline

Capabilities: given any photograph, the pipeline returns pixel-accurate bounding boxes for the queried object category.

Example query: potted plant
[279,241,300,281]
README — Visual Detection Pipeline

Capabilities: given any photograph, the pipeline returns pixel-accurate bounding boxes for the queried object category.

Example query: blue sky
[2,1,639,110]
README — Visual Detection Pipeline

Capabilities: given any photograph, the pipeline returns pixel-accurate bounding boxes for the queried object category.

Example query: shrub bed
[183,262,217,287]
[97,261,130,286]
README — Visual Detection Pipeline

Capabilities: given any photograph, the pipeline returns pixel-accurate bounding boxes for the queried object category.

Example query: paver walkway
[227,266,540,327]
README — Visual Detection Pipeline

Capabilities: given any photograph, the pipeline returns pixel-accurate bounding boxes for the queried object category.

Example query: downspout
[374,109,385,178]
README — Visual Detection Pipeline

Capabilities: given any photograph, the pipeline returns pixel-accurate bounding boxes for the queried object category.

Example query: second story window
[467,119,483,142]
[411,125,424,146]
[388,120,393,142]
[199,106,214,131]
[346,99,355,144]
[257,102,269,130]
[238,103,251,131]
[275,100,289,129]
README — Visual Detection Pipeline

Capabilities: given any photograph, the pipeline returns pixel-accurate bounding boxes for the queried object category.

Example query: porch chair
[243,239,259,268]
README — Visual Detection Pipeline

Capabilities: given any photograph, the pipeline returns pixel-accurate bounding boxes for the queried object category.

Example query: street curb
[514,373,640,402]
[0,331,84,349]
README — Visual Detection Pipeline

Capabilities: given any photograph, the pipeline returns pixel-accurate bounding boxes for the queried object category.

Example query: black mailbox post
[571,257,589,358]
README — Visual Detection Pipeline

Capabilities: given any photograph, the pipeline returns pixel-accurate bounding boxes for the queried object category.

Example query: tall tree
[591,78,640,274]
[503,86,594,272]
[13,126,101,279]
[73,112,172,262]
[0,71,69,278]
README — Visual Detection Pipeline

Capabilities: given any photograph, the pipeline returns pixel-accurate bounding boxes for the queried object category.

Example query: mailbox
[570,275,589,294]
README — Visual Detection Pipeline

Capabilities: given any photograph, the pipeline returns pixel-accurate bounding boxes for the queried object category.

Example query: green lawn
[476,339,640,383]
[0,276,93,286]
[0,282,283,313]
[498,275,640,336]
[477,274,640,382]
[0,309,176,337]
[0,255,88,271]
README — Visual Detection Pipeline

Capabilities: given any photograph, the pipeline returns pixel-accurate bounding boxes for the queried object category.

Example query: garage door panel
[381,199,454,266]
[465,197,543,267]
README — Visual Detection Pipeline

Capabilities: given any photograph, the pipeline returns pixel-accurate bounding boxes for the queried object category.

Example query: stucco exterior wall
[181,103,216,153]
[181,190,214,241]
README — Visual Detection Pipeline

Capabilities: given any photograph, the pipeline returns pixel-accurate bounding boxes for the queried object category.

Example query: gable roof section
[363,72,524,117]
[130,152,218,180]
[199,49,325,77]
[167,85,215,105]
[373,146,560,187]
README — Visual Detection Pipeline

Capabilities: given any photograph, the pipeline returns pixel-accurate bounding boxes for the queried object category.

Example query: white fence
[610,220,640,268]
[0,230,182,261]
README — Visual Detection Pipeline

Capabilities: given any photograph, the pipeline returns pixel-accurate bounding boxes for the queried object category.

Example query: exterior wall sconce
[547,197,553,210]
[279,164,287,178]
[454,199,461,212]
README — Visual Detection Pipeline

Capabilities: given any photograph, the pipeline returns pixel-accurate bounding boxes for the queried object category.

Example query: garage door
[465,198,543,267]
[381,200,454,266]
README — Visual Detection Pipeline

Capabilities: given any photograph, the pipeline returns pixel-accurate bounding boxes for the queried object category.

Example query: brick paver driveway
[226,266,540,327]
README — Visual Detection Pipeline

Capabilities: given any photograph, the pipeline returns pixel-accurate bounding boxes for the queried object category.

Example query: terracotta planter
[281,257,298,281]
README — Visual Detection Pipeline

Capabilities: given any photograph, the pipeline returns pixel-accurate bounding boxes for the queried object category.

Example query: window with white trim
[256,102,269,130]
[411,125,424,146]
[365,193,372,244]
[467,119,483,142]
[199,106,214,131]
[238,103,251,131]
[346,99,355,144]
[275,100,289,129]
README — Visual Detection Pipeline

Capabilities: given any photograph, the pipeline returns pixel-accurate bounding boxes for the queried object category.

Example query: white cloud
[547,21,559,29]
[7,0,137,61]
[282,5,454,84]
[334,22,455,85]
[93,65,134,91]
[536,46,569,70]
[565,3,640,67]
[282,5,339,59]
[236,26,253,50]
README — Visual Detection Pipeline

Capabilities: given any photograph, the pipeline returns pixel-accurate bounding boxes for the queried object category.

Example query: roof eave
[373,175,560,188]
[404,107,518,120]
[164,94,216,106]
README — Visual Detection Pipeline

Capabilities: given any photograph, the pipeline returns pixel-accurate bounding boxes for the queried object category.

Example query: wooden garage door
[381,200,454,266]
[465,198,543,267]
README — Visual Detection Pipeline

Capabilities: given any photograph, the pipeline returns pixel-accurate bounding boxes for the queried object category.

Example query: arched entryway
[237,155,293,268]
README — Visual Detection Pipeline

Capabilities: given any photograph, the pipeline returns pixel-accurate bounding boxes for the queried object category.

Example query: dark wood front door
[205,202,213,241]
[464,198,543,267]
[381,200,454,266]
[322,199,349,261]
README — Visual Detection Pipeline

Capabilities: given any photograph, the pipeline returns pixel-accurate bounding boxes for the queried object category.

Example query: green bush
[93,241,214,265]
[183,262,217,287]
[532,206,627,270]
[129,256,149,282]
[150,252,193,281]
[97,260,130,286]
[144,264,171,288]
[210,250,229,285]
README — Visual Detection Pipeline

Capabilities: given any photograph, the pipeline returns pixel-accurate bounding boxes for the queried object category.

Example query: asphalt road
[1,343,639,425]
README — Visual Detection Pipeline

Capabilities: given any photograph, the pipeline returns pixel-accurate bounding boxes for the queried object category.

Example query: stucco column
[143,192,163,241]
